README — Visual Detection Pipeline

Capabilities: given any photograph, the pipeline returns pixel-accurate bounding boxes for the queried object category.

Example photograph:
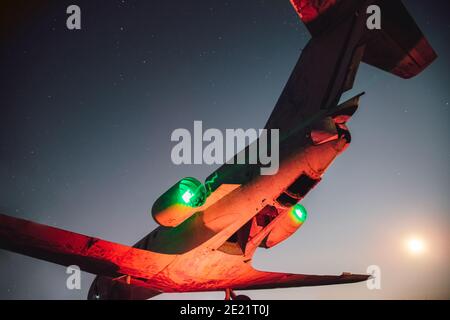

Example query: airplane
[0,0,436,300]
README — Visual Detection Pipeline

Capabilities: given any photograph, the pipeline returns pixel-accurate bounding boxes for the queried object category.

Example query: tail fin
[290,0,437,78]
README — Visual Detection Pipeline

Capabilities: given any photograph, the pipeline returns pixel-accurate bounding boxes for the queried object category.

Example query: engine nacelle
[151,177,207,227]
[265,204,307,248]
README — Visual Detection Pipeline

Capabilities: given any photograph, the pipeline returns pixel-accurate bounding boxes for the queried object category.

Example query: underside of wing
[231,268,370,291]
[88,276,161,300]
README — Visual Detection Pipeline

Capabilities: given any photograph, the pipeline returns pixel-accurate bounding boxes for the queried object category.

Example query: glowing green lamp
[178,177,207,208]
[291,203,308,224]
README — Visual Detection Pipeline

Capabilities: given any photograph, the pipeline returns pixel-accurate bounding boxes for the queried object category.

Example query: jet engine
[151,177,208,227]
[264,204,307,248]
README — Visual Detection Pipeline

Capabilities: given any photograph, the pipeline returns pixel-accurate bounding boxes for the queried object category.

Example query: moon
[405,237,426,256]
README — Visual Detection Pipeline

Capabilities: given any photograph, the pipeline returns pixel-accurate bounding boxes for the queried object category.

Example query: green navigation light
[178,177,207,207]
[292,203,307,224]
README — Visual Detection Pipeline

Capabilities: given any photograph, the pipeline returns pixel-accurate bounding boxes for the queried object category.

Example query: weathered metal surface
[0,214,175,280]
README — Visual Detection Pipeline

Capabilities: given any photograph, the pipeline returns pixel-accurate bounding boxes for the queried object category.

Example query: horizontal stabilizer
[290,0,436,79]
[362,0,437,79]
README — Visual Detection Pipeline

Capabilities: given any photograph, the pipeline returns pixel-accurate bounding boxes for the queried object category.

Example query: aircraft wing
[0,214,175,280]
[231,268,370,291]
[0,213,369,297]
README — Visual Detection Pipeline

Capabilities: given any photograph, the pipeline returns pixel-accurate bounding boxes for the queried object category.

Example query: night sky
[0,0,449,299]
